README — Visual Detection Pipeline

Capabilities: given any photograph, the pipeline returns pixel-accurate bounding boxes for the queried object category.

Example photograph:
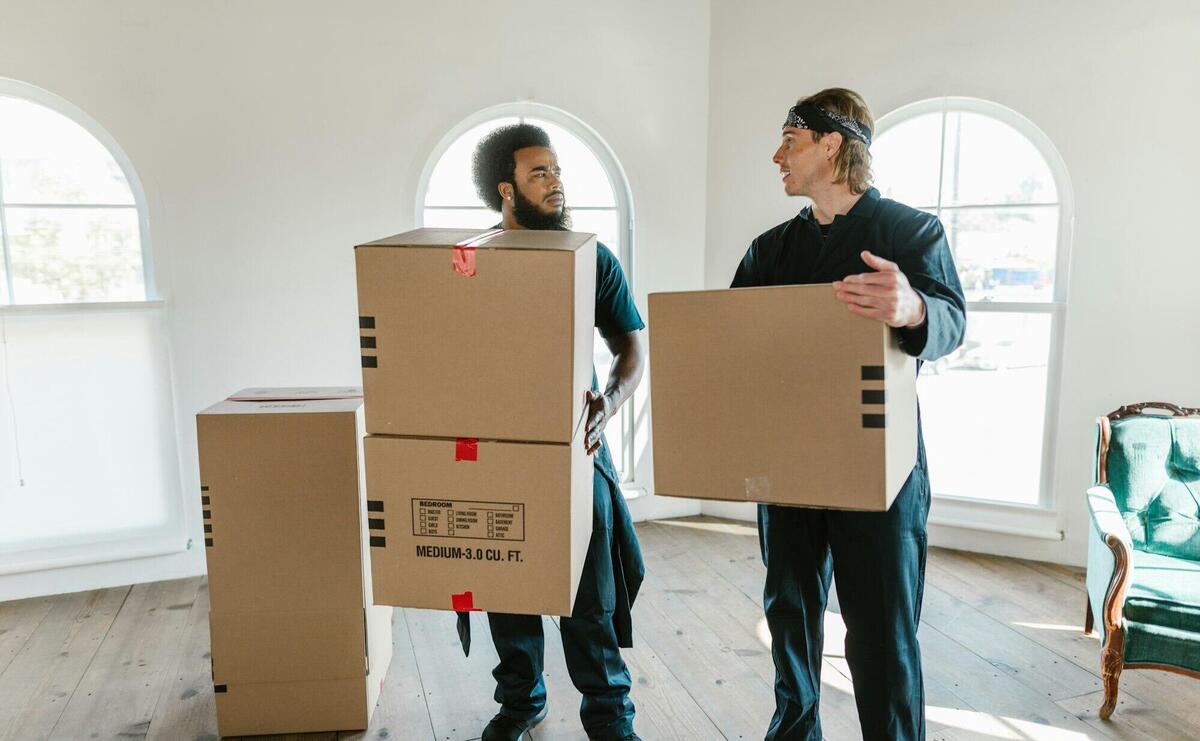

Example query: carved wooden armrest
[1087,485,1134,631]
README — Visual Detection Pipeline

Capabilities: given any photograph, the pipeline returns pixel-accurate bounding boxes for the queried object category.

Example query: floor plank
[1057,689,1198,741]
[918,578,1102,701]
[610,625,725,741]
[144,579,215,741]
[46,578,200,741]
[346,609,438,741]
[5,517,1200,740]
[0,594,55,678]
[641,521,863,740]
[404,607,498,741]
[0,586,129,741]
[928,546,1200,726]
[631,569,772,739]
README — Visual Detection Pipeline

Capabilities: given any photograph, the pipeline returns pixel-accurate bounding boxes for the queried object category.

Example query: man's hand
[833,250,926,328]
[584,389,613,455]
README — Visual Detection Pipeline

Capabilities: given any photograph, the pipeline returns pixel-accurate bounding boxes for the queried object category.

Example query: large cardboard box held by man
[649,285,918,511]
[355,228,596,443]
[196,388,393,737]
[364,431,592,616]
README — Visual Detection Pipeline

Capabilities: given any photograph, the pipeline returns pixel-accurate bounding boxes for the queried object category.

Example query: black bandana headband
[783,102,872,147]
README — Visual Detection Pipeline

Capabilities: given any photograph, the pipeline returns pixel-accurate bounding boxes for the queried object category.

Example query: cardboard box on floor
[364,432,592,616]
[354,228,596,443]
[649,285,918,511]
[196,388,393,737]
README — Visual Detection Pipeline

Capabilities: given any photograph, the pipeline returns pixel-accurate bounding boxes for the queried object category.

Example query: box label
[411,499,525,542]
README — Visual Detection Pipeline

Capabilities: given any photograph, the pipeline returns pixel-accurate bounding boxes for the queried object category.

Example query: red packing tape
[455,438,478,461]
[451,228,504,277]
[452,246,476,277]
[452,591,479,611]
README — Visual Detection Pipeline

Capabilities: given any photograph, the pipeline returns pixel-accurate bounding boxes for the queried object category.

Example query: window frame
[414,102,640,482]
[0,78,157,307]
[876,97,1074,514]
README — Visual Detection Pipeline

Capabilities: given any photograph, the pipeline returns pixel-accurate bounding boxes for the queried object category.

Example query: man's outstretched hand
[584,389,613,456]
[833,251,926,328]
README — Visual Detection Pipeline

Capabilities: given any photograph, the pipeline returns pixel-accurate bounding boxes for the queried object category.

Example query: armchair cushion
[1125,548,1200,634]
[1106,416,1200,560]
[1125,619,1200,671]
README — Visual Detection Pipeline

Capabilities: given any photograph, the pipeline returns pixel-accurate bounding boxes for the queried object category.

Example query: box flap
[199,393,363,416]
[228,387,363,401]
[357,227,594,252]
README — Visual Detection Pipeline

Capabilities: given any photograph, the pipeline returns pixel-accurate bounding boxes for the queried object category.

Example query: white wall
[0,0,709,598]
[4,1,1197,598]
[703,0,1200,565]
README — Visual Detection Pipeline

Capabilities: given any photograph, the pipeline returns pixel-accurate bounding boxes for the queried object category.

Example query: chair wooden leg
[1084,597,1094,635]
[1099,628,1125,720]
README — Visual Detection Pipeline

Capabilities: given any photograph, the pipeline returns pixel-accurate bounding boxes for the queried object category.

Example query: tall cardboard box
[196,388,393,737]
[365,433,592,616]
[649,285,918,511]
[354,228,596,442]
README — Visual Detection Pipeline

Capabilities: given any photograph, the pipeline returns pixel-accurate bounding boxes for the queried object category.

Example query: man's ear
[824,131,844,161]
[498,182,513,203]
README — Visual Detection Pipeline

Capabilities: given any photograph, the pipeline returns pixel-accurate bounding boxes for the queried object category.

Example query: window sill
[0,298,166,314]
[620,484,647,501]
[0,530,188,576]
[929,494,1063,541]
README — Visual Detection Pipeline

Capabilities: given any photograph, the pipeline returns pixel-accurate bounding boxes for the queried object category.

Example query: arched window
[873,98,1072,508]
[0,81,181,581]
[417,103,637,480]
[0,81,152,305]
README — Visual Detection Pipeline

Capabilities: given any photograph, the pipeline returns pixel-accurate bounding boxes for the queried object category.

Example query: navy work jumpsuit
[732,187,967,740]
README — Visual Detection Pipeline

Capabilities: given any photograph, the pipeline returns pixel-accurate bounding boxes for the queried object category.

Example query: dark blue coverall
[458,241,646,740]
[731,187,967,740]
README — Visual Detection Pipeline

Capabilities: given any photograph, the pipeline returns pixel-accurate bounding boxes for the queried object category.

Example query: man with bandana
[465,123,646,741]
[732,88,966,740]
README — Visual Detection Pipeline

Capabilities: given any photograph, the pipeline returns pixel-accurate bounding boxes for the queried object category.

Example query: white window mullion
[0,161,14,305]
[965,301,1060,314]
[934,100,948,225]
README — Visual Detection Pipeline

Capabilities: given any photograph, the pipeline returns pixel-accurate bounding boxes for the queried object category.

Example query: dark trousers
[487,469,635,739]
[759,467,930,741]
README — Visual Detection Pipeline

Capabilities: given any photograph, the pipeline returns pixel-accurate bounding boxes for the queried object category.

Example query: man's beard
[512,187,572,231]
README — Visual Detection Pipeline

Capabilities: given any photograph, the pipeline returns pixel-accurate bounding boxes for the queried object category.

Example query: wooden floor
[2,517,1199,741]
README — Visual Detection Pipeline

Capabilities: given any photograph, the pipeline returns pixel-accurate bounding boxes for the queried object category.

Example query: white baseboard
[0,546,206,602]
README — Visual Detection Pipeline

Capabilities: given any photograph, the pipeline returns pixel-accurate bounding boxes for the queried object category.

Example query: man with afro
[467,123,646,741]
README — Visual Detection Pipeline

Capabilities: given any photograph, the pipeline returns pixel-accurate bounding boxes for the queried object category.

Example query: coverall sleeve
[892,213,967,361]
[730,238,763,288]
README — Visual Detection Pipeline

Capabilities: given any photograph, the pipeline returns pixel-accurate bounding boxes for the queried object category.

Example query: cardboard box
[196,388,393,737]
[649,285,917,511]
[354,228,596,443]
[364,432,592,616]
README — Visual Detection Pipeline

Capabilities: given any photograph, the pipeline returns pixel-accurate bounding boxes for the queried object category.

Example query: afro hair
[472,123,554,212]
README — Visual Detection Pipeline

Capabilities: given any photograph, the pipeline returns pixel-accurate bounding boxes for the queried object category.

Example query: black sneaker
[481,706,549,741]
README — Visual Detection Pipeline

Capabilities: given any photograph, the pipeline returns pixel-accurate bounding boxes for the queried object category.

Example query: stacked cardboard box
[649,284,918,511]
[196,388,393,736]
[355,228,596,616]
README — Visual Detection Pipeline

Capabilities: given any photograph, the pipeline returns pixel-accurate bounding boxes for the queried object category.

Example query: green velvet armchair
[1085,402,1200,719]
